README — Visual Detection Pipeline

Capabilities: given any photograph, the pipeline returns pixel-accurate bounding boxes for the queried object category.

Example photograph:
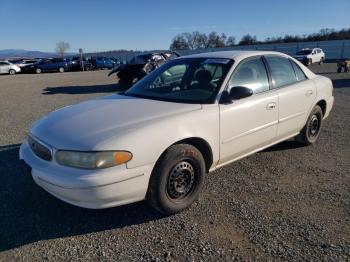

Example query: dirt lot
[0,64,349,261]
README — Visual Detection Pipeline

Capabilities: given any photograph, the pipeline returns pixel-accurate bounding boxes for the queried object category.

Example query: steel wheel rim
[308,114,320,137]
[167,161,196,200]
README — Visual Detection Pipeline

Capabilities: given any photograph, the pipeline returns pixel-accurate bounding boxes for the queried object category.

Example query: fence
[91,39,350,63]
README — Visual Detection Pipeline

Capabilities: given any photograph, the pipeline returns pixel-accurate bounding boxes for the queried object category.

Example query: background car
[108,51,180,90]
[15,59,39,72]
[66,57,93,71]
[90,57,115,70]
[0,61,21,75]
[293,48,325,66]
[337,58,350,73]
[26,58,69,73]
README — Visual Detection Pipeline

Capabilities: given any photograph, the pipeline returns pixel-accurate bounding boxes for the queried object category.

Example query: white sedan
[0,61,21,75]
[20,51,334,214]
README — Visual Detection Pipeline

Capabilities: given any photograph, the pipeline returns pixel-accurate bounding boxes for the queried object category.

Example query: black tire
[9,69,16,75]
[84,65,91,71]
[295,105,323,146]
[307,59,312,66]
[147,144,206,215]
[36,68,42,74]
[337,67,342,73]
[58,67,65,73]
[319,57,325,65]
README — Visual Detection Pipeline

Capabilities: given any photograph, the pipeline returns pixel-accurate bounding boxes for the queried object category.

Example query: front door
[219,56,278,165]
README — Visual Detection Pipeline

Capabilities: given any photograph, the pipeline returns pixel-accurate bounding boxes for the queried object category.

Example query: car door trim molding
[278,111,306,123]
[222,120,278,144]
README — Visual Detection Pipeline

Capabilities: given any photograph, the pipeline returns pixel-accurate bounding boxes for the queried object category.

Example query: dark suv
[26,58,69,73]
[90,57,115,70]
[66,57,93,71]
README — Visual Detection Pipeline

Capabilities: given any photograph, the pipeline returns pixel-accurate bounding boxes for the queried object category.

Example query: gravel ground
[0,64,349,261]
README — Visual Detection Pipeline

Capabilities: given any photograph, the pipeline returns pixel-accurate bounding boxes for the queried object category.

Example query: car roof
[181,50,289,60]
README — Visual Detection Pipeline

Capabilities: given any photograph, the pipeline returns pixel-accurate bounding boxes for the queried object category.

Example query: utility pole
[79,48,84,71]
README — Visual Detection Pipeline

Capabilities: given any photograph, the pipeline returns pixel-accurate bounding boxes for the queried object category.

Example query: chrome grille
[28,135,52,161]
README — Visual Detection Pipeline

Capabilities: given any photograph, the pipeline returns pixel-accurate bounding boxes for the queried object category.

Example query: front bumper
[19,140,154,209]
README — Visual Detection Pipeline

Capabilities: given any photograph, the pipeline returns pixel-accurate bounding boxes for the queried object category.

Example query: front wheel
[9,69,16,75]
[307,59,312,66]
[58,67,65,73]
[319,57,325,65]
[295,105,323,146]
[36,68,42,74]
[147,144,206,215]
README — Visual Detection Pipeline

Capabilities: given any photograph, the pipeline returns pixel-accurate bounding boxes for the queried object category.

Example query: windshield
[125,57,233,104]
[296,50,312,55]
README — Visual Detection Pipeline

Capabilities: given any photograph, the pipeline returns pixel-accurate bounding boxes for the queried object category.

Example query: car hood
[31,94,202,150]
[293,55,307,59]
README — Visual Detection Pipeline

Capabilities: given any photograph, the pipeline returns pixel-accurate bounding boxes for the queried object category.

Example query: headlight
[55,150,132,169]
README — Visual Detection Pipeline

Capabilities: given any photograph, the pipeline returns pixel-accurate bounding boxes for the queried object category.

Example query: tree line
[169,28,350,50]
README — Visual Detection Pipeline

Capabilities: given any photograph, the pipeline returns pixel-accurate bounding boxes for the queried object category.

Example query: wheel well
[174,137,213,173]
[316,100,326,116]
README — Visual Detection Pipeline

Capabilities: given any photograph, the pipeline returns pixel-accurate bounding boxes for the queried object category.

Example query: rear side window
[265,56,297,88]
[228,57,269,94]
[290,60,307,81]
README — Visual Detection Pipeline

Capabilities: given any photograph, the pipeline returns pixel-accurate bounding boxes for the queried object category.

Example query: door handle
[305,90,313,96]
[266,102,276,110]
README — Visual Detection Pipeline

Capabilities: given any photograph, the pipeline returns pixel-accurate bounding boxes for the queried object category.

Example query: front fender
[94,105,220,169]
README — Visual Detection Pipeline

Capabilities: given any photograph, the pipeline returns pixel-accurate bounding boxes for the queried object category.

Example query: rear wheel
[147,144,205,215]
[9,69,16,75]
[36,68,42,74]
[295,105,323,146]
[84,65,91,71]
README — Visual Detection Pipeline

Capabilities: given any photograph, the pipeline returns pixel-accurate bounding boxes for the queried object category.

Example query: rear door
[51,58,62,71]
[42,59,52,71]
[264,55,316,138]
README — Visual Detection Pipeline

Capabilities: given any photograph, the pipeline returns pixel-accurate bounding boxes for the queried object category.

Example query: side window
[228,57,269,94]
[265,56,297,88]
[290,60,307,81]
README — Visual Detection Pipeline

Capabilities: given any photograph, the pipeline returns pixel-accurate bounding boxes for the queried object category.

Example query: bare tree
[226,36,236,46]
[206,32,226,48]
[238,34,257,45]
[55,41,70,58]
[170,35,190,50]
[170,31,238,50]
[191,31,208,49]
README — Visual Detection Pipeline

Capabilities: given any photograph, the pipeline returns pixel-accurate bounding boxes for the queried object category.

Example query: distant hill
[0,49,76,59]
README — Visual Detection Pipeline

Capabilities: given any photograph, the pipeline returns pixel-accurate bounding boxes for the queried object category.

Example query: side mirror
[220,86,253,103]
[229,86,253,100]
